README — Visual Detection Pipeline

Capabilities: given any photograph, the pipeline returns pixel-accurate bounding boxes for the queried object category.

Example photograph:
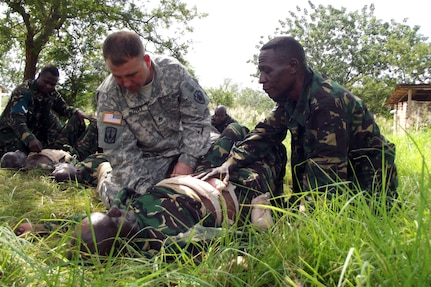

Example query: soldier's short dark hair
[39,65,59,77]
[103,31,145,66]
[261,36,307,67]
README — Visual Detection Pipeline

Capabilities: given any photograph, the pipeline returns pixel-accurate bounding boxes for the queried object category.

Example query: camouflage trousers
[110,123,287,253]
[75,153,109,186]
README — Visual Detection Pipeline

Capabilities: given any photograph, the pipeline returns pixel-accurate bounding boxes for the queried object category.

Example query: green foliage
[0,0,206,107]
[350,76,396,117]
[206,79,237,108]
[257,1,431,117]
[234,87,274,113]
[206,81,276,130]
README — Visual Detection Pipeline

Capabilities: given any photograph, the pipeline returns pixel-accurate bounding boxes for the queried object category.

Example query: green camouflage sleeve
[299,80,395,194]
[50,90,77,118]
[7,86,37,145]
[227,104,288,169]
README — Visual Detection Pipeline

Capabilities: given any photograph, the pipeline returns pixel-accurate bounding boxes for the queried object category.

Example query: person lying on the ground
[1,150,28,169]
[1,149,74,170]
[0,149,107,185]
[14,175,274,257]
[14,123,284,257]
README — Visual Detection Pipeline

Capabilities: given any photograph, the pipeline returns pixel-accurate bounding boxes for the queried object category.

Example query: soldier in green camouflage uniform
[0,65,98,160]
[202,36,398,208]
[96,31,211,206]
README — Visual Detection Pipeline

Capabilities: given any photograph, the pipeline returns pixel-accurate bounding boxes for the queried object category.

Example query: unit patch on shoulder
[193,90,206,104]
[180,79,209,113]
[104,127,117,144]
[99,111,124,148]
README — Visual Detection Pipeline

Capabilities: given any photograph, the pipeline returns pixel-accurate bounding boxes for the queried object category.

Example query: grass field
[1,114,430,286]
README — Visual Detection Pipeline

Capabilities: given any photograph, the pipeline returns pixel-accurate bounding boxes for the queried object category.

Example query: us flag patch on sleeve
[102,112,123,125]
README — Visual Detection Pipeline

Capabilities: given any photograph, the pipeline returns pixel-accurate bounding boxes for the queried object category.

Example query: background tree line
[211,2,431,117]
[0,0,430,117]
[0,0,205,110]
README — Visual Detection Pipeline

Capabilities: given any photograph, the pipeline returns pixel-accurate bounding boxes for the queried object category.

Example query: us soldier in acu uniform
[202,36,398,209]
[96,31,212,207]
[0,65,98,161]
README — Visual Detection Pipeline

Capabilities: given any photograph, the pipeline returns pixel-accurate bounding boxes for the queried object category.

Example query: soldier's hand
[196,161,231,186]
[28,139,43,152]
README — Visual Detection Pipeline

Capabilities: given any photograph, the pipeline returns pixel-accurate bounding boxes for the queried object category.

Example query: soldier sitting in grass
[0,65,98,160]
[211,105,238,134]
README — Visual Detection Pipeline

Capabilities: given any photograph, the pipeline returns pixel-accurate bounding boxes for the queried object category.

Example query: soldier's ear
[144,54,151,67]
[288,58,300,73]
[106,206,123,218]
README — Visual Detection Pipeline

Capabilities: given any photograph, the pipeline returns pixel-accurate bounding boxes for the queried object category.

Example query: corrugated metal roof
[386,84,431,104]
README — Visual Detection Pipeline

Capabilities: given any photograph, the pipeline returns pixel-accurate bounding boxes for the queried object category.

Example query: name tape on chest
[102,112,123,125]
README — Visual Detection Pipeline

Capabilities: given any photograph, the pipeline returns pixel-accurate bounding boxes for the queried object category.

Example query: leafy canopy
[0,0,206,108]
[256,1,431,116]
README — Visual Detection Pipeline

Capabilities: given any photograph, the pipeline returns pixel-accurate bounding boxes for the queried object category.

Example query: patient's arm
[14,222,60,237]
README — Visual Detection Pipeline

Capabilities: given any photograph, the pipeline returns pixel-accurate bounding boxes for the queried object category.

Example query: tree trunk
[24,44,39,81]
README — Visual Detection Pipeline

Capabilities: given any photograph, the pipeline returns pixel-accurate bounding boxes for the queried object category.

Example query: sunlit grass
[1,116,431,286]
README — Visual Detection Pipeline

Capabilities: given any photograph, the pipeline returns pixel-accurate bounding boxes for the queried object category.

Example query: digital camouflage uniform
[96,55,212,203]
[111,122,287,254]
[0,78,98,160]
[224,69,398,206]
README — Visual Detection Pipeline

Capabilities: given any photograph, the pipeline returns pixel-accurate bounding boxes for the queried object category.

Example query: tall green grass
[1,120,430,286]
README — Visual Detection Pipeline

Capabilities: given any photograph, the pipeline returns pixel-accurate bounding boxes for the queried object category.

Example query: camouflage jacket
[97,55,211,191]
[0,79,77,146]
[226,69,397,194]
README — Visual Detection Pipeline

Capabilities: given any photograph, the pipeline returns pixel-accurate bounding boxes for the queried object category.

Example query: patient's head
[1,150,27,169]
[70,177,235,256]
[71,206,140,256]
